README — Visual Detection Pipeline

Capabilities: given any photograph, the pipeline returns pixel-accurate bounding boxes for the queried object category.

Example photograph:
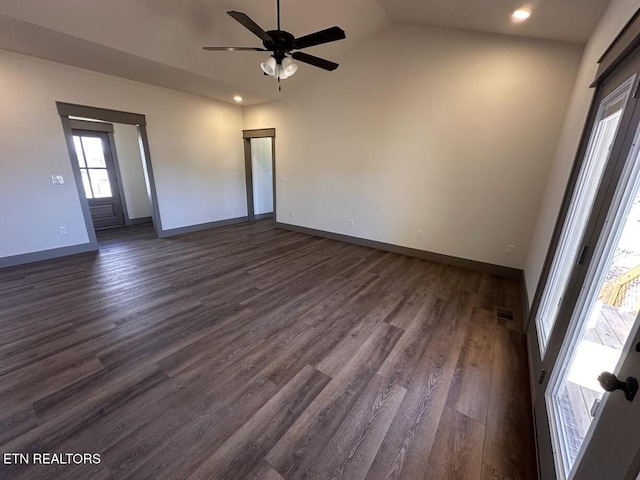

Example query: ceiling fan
[203,0,346,89]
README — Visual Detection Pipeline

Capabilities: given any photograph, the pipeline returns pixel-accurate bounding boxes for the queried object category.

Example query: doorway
[528,17,640,480]
[57,102,162,248]
[243,128,276,222]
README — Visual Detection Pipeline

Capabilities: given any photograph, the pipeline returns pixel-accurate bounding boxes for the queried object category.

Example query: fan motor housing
[264,30,295,61]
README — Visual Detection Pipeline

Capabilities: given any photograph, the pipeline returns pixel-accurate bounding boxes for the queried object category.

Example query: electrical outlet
[185,210,191,218]
[279,175,285,182]
[234,204,239,211]
[417,230,423,239]
[348,219,354,227]
[52,175,64,185]
[289,210,294,217]
[58,226,67,235]
[505,244,516,255]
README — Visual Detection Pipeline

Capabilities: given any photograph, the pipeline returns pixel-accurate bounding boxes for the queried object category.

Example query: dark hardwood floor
[0,222,537,480]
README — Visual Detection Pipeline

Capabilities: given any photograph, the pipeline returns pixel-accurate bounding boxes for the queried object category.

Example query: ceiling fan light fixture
[276,64,288,80]
[281,57,298,77]
[204,3,345,88]
[260,56,277,76]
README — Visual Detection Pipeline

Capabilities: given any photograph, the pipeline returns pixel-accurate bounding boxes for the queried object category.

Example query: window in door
[534,81,634,356]
[74,135,113,198]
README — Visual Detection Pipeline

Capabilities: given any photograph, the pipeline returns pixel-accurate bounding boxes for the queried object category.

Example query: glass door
[547,131,640,478]
[532,44,640,480]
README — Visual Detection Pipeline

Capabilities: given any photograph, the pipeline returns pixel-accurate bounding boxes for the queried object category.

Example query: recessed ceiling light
[512,8,531,21]
[233,95,243,103]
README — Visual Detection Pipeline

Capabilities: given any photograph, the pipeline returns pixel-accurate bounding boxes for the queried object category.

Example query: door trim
[69,119,114,133]
[242,128,276,223]
[243,128,276,139]
[57,102,162,244]
[57,102,146,126]
[593,8,640,87]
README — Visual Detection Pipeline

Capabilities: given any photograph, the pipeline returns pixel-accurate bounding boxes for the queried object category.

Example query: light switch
[52,175,64,185]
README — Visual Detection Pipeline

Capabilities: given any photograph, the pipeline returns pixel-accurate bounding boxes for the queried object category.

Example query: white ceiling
[376,0,612,44]
[0,0,611,105]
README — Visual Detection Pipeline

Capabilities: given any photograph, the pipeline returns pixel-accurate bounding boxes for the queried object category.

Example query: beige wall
[112,123,152,220]
[524,0,640,305]
[243,24,582,269]
[0,49,245,258]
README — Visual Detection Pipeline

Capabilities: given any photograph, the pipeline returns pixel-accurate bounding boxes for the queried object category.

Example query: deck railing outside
[600,263,640,313]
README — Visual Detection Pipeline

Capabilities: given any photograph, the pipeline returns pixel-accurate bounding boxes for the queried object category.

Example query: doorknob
[597,372,638,402]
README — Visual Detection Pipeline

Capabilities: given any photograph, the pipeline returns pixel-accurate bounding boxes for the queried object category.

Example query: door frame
[242,128,277,223]
[71,121,129,228]
[57,102,162,246]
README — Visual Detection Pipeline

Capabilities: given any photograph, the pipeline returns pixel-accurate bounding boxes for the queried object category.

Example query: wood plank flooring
[0,222,537,480]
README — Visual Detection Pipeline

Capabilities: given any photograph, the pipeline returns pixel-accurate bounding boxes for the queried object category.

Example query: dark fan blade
[291,52,339,71]
[203,47,267,51]
[293,26,345,50]
[227,11,274,43]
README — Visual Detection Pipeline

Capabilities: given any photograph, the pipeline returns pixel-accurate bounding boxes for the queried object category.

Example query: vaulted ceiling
[0,0,611,105]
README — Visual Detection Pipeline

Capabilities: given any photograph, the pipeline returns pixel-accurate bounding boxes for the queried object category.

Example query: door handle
[597,372,638,402]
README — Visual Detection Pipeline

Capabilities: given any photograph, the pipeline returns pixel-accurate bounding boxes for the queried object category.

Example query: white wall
[112,123,152,220]
[251,137,274,215]
[243,24,583,269]
[0,49,246,259]
[524,0,640,304]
